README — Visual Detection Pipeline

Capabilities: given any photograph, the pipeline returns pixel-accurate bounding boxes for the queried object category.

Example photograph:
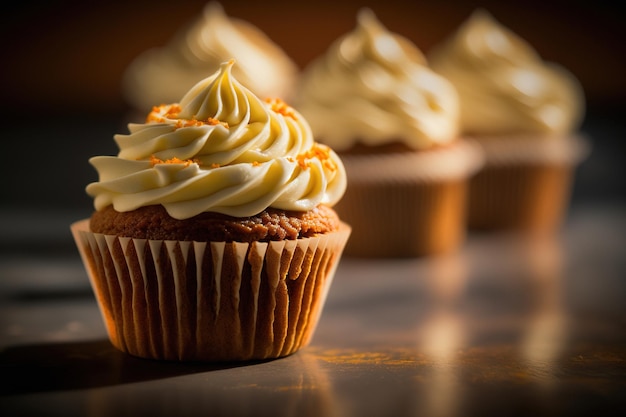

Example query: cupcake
[122,1,298,114]
[294,9,483,258]
[71,60,350,362]
[428,10,590,233]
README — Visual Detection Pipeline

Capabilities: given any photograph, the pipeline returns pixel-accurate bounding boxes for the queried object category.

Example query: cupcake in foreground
[122,1,298,114]
[428,10,590,233]
[294,9,483,258]
[71,60,350,362]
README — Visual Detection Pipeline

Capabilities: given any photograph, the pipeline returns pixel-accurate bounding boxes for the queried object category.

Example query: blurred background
[1,0,624,254]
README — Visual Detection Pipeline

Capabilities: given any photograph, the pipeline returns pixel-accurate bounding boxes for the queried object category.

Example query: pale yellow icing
[122,2,298,112]
[87,60,347,219]
[429,9,585,136]
[294,8,460,151]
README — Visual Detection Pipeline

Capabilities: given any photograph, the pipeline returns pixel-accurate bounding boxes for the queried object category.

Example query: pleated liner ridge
[70,219,350,362]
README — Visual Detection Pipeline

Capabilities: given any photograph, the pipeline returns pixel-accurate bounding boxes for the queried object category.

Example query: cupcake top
[428,9,585,136]
[122,1,298,112]
[87,60,347,220]
[294,8,460,152]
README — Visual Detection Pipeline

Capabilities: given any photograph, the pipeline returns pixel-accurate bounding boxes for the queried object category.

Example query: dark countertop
[1,203,625,417]
[1,99,625,417]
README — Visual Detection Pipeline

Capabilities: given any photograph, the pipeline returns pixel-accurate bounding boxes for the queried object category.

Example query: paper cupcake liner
[468,163,575,233]
[335,180,468,258]
[70,219,350,362]
[467,134,590,233]
[333,141,479,258]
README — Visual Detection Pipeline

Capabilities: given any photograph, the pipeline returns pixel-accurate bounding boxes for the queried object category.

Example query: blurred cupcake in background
[294,9,483,258]
[429,9,590,234]
[122,1,298,115]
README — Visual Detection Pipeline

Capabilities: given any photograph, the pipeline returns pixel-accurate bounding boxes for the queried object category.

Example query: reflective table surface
[1,204,625,417]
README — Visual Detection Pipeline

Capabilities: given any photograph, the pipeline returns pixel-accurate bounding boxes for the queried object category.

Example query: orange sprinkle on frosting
[150,155,200,167]
[146,104,182,123]
[265,98,297,119]
[146,104,229,128]
[296,144,337,171]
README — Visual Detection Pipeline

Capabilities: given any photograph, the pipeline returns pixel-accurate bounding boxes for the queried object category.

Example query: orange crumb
[265,98,297,119]
[296,144,337,171]
[146,105,229,128]
[147,104,181,123]
[208,117,229,127]
[150,155,200,167]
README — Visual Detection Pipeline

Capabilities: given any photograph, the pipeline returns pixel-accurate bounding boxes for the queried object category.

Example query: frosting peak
[347,9,427,68]
[429,9,585,136]
[295,8,459,151]
[177,59,261,125]
[88,60,347,219]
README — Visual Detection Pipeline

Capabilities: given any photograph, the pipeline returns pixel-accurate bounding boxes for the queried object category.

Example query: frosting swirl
[294,8,460,151]
[428,9,585,136]
[87,60,347,219]
[122,2,298,112]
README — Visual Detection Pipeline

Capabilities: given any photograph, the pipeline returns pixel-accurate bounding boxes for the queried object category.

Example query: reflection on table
[1,206,625,417]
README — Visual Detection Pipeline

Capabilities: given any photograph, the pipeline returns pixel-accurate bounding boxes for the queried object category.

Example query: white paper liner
[339,139,484,184]
[473,133,591,166]
[70,219,350,362]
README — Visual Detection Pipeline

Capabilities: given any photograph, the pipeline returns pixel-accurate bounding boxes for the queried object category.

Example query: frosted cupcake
[71,60,350,362]
[294,9,483,258]
[429,10,590,233]
[122,1,298,114]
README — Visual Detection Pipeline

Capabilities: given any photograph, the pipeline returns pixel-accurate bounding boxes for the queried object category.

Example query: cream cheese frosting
[122,1,298,112]
[87,60,347,219]
[294,8,460,151]
[428,9,585,136]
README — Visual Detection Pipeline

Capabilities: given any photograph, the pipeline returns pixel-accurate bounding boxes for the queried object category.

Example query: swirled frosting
[294,8,460,151]
[122,2,298,112]
[428,9,585,136]
[87,60,347,219]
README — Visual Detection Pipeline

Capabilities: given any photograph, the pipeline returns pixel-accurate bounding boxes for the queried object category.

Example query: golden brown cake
[89,204,341,242]
[71,60,350,362]
[294,9,483,258]
[429,10,590,233]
